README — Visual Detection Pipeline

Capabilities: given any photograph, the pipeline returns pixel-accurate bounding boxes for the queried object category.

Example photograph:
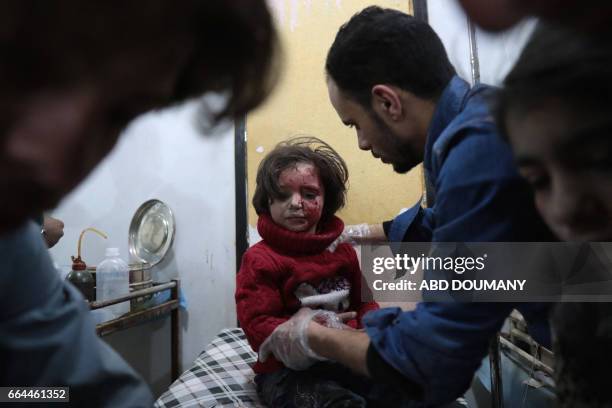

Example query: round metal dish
[129,199,176,266]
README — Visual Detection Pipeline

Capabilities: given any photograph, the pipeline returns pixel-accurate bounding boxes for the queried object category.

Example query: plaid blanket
[155,328,264,408]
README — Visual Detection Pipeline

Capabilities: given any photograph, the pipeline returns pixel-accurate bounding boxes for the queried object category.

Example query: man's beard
[372,112,422,174]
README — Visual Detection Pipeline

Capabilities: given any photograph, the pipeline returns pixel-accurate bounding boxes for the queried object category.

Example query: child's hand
[313,310,356,329]
[336,311,357,323]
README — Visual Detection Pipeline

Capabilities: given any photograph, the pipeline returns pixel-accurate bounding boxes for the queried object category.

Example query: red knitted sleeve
[338,243,379,328]
[235,247,289,352]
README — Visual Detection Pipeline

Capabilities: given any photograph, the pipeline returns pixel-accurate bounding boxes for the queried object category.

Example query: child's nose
[289,193,303,208]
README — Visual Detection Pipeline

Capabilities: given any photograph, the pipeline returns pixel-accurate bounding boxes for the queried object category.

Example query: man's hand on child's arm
[307,321,371,376]
[258,308,327,370]
[339,223,387,244]
[328,223,387,252]
[258,308,356,370]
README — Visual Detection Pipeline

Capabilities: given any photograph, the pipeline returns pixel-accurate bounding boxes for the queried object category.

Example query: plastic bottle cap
[105,247,120,257]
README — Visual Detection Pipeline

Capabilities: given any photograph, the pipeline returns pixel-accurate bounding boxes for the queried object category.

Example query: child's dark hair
[495,22,612,139]
[253,136,348,223]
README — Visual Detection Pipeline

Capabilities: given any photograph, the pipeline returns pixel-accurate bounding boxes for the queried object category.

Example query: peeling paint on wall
[268,0,343,31]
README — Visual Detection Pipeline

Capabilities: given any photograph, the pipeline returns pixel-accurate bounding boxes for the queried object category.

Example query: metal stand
[90,279,181,381]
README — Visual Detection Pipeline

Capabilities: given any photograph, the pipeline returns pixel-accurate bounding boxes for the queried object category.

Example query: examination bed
[155,328,263,407]
[155,312,554,407]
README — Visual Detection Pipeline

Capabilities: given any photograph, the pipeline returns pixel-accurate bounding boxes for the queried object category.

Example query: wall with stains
[247,0,423,236]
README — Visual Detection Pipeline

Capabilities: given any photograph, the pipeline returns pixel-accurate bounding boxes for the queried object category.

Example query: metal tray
[128,199,175,266]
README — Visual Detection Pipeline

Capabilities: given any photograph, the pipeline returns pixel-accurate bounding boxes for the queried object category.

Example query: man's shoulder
[431,86,512,175]
[434,87,497,154]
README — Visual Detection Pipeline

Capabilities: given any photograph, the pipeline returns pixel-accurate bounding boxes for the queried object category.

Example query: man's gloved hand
[259,308,355,370]
[328,223,371,252]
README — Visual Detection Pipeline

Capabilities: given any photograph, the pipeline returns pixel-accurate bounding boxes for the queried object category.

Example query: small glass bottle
[97,247,130,318]
[65,227,108,302]
[66,256,95,301]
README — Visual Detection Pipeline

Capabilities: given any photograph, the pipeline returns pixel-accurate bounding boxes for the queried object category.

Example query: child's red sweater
[236,214,379,374]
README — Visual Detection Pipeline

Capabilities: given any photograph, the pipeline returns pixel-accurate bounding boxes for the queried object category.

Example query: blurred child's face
[506,101,612,241]
[269,162,325,233]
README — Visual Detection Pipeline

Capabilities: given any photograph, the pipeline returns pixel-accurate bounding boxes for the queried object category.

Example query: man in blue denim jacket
[261,7,554,406]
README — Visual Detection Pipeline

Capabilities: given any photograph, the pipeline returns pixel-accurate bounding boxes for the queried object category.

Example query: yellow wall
[247,0,423,228]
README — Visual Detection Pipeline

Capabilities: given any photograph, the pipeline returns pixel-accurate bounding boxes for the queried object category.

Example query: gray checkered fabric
[155,328,264,408]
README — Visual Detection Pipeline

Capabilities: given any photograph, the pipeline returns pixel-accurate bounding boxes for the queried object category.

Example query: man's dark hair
[253,137,349,224]
[495,22,612,138]
[325,6,455,108]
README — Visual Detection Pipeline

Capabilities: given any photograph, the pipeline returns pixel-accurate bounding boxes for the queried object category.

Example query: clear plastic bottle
[96,247,130,318]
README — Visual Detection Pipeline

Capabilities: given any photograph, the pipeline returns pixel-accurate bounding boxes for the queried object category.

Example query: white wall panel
[49,98,236,396]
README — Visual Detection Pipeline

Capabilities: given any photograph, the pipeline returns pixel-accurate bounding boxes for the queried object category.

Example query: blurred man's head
[458,0,612,33]
[497,23,612,241]
[325,6,455,174]
[0,0,278,233]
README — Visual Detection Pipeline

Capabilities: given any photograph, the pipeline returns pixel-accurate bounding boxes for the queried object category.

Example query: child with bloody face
[236,136,385,407]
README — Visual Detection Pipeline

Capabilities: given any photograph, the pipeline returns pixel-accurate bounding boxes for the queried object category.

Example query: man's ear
[371,85,402,121]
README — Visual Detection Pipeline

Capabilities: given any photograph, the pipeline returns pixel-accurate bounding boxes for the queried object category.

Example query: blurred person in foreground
[458,0,612,33]
[496,22,612,407]
[0,1,278,406]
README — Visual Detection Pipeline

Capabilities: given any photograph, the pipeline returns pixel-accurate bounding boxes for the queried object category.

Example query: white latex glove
[258,308,352,370]
[328,223,371,252]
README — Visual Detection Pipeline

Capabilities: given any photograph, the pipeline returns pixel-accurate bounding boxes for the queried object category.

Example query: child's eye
[303,192,317,200]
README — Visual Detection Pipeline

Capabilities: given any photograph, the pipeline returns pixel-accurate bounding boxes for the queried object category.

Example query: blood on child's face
[269,162,325,233]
